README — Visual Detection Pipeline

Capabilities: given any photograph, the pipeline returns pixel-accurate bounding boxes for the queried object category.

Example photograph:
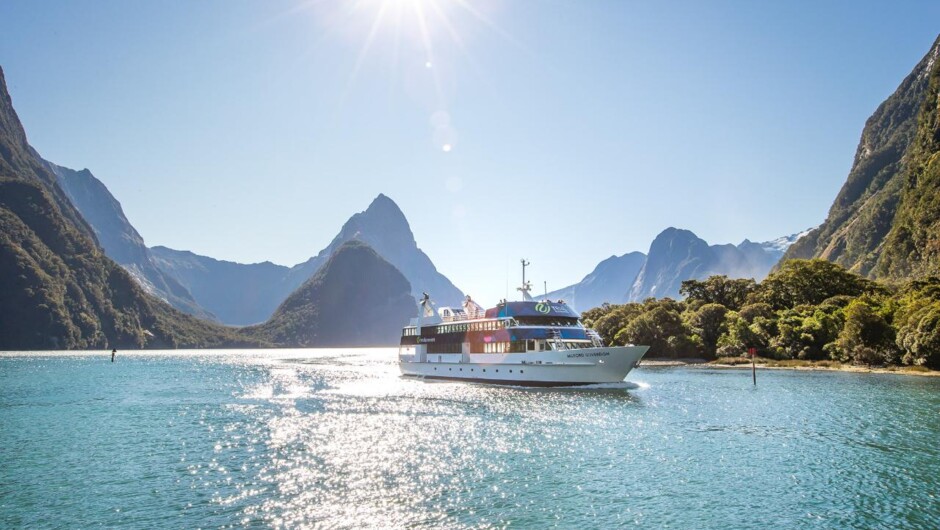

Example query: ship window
[429,342,461,354]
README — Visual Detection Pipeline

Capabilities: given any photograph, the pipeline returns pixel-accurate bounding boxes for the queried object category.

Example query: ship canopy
[485,301,580,319]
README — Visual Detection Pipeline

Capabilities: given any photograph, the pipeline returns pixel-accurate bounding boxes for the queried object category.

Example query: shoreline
[640,358,940,377]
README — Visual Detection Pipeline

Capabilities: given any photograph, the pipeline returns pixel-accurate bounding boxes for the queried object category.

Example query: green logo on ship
[535,303,551,314]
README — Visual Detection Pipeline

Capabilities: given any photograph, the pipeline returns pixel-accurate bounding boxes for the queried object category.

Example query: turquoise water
[1,350,939,529]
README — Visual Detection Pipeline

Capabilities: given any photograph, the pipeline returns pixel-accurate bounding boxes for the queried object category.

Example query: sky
[1,1,939,305]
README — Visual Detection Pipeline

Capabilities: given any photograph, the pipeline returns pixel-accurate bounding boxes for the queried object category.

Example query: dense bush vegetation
[581,260,940,369]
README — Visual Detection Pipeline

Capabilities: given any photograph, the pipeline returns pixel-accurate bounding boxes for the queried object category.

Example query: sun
[281,0,510,151]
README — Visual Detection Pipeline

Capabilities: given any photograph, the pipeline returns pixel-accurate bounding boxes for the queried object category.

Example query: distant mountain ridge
[781,35,940,279]
[149,247,293,325]
[283,193,464,309]
[42,153,462,326]
[0,63,444,348]
[627,228,797,302]
[0,65,261,349]
[544,252,646,310]
[49,162,215,321]
[152,193,463,325]
[547,227,807,310]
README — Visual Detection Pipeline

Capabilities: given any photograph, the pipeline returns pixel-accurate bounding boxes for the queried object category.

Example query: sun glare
[284,0,508,152]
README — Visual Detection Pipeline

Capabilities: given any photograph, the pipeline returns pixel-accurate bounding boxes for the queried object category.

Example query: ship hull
[399,345,648,387]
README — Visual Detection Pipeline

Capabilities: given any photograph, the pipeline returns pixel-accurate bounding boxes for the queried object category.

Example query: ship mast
[517,258,533,301]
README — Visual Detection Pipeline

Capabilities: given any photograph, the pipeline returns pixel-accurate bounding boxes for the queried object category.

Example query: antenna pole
[544,281,547,299]
[521,258,529,289]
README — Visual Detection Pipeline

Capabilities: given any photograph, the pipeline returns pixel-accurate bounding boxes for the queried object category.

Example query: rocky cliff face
[0,66,257,349]
[153,193,462,325]
[782,35,940,277]
[628,228,717,301]
[246,240,415,347]
[874,45,940,279]
[49,163,215,321]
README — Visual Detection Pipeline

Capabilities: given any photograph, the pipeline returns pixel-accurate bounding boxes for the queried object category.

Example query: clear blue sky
[2,1,938,305]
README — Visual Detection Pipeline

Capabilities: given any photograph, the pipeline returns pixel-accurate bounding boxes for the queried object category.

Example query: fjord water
[1,351,938,529]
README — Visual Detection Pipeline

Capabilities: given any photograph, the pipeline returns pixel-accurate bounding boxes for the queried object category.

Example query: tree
[757,259,877,309]
[894,277,940,368]
[895,302,940,368]
[616,305,694,358]
[770,306,842,360]
[738,302,774,324]
[591,303,643,345]
[687,303,728,358]
[680,276,757,311]
[833,299,896,365]
[579,303,613,328]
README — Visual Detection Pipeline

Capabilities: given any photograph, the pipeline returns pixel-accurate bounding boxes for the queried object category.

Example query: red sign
[747,347,757,357]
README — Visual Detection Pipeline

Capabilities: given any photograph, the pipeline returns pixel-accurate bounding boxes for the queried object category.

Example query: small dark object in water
[111,349,116,363]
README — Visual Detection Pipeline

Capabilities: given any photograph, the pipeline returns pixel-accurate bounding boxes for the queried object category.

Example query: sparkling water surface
[1,349,939,529]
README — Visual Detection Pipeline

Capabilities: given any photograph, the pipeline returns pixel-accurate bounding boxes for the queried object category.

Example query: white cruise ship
[398,262,648,386]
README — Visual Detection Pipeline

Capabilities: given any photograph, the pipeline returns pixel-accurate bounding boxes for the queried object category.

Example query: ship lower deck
[399,345,648,386]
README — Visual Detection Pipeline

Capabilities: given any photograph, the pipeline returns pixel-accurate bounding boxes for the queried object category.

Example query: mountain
[150,247,293,326]
[544,252,646,310]
[782,35,940,277]
[153,193,462,326]
[875,41,940,278]
[246,240,415,347]
[627,228,804,302]
[285,194,464,306]
[545,228,805,311]
[48,163,215,321]
[0,65,260,349]
[759,228,815,254]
